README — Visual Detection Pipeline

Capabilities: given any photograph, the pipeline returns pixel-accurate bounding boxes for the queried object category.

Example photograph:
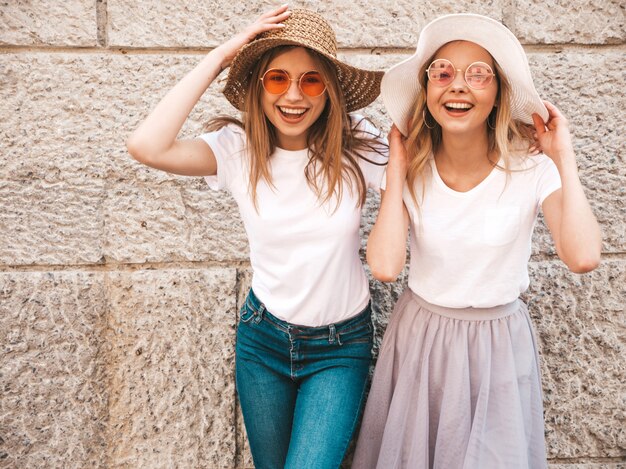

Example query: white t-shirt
[199,116,387,326]
[401,154,561,308]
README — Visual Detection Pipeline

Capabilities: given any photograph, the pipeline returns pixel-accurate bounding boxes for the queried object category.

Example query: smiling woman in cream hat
[126,6,388,468]
[354,13,601,469]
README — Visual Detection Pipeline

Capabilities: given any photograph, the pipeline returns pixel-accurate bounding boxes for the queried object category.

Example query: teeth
[445,102,472,110]
[279,107,306,115]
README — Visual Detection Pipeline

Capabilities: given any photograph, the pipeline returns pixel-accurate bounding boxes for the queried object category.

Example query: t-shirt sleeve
[197,124,246,192]
[350,114,389,192]
[535,155,562,205]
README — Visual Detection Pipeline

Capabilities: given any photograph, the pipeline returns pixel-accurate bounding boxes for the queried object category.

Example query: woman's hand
[387,125,409,177]
[532,100,575,165]
[215,5,291,70]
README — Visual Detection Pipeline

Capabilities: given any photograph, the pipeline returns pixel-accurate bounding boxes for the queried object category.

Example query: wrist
[550,147,576,169]
[199,49,229,78]
[210,46,228,70]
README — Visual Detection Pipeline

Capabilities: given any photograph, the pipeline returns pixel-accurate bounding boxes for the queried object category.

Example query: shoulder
[212,122,246,141]
[198,122,246,155]
[507,153,556,173]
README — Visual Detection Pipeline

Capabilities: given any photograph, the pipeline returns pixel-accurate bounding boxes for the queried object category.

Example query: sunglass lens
[262,69,290,94]
[300,71,326,97]
[466,62,493,89]
[428,59,455,86]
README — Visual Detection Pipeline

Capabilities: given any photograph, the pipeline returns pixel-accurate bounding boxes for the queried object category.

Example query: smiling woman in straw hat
[353,13,601,468]
[126,5,387,468]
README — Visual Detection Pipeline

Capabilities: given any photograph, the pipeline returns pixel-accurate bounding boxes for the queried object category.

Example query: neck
[437,129,493,169]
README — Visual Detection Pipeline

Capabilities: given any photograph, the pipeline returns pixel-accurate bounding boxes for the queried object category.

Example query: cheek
[484,83,498,106]
[308,94,328,120]
[425,89,438,113]
[315,95,328,115]
[261,93,275,118]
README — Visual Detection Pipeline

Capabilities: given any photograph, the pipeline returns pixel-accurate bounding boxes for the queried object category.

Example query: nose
[283,78,303,101]
[450,69,468,91]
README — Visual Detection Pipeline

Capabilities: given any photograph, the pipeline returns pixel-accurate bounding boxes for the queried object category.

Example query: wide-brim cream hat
[223,9,383,113]
[382,13,548,136]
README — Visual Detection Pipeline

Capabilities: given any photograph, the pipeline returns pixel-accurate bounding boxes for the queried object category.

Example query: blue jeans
[236,289,373,469]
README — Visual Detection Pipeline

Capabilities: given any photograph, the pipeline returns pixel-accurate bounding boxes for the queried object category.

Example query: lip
[442,100,474,117]
[276,106,309,124]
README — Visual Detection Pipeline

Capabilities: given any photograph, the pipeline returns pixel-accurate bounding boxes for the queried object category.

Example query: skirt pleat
[353,289,547,469]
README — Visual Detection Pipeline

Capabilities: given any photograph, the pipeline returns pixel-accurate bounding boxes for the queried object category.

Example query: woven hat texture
[223,9,383,112]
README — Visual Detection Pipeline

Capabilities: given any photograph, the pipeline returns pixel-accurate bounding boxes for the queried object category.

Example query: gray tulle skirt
[353,289,547,469]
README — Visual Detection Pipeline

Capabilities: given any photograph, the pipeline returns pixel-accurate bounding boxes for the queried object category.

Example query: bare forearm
[367,172,409,282]
[554,155,602,271]
[127,50,224,159]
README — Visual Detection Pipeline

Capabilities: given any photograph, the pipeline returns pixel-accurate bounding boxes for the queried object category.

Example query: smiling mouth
[444,102,473,114]
[278,106,309,121]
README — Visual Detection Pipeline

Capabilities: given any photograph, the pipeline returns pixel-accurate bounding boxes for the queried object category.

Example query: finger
[258,11,290,28]
[269,10,292,21]
[388,125,403,141]
[257,22,286,33]
[542,99,566,121]
[260,3,289,19]
[531,113,546,137]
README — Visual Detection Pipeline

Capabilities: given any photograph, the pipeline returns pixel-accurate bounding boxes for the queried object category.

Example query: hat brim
[223,37,383,113]
[382,14,548,136]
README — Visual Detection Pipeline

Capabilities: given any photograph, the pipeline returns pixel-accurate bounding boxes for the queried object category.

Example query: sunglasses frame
[259,68,327,97]
[426,59,496,90]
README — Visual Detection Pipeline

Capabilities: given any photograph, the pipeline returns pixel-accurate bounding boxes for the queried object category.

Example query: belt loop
[328,323,336,344]
[254,303,265,324]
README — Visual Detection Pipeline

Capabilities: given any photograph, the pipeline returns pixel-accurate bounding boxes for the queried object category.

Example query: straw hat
[382,14,548,136]
[223,9,383,112]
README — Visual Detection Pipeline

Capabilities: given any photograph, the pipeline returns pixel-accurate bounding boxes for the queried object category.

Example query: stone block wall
[0,1,624,468]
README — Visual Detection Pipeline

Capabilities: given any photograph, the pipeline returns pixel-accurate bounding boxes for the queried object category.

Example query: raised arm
[533,101,602,273]
[367,125,410,282]
[126,5,291,176]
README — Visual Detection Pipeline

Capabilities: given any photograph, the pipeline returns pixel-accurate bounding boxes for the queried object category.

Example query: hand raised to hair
[215,5,291,70]
[532,100,575,164]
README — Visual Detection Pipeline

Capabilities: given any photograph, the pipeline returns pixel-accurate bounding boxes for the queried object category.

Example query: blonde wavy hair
[207,46,387,209]
[405,54,536,207]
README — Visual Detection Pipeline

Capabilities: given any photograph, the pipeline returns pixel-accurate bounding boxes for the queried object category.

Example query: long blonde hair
[405,54,534,207]
[208,46,387,209]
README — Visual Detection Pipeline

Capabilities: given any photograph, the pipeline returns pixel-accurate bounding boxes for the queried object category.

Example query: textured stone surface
[107,0,503,49]
[104,179,247,264]
[525,260,626,459]
[106,268,238,468]
[1,54,109,266]
[0,271,107,469]
[529,50,626,255]
[0,1,97,46]
[0,177,105,266]
[510,0,625,44]
[0,52,242,266]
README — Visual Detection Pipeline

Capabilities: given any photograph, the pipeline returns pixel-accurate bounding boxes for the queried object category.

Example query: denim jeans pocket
[239,302,257,324]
